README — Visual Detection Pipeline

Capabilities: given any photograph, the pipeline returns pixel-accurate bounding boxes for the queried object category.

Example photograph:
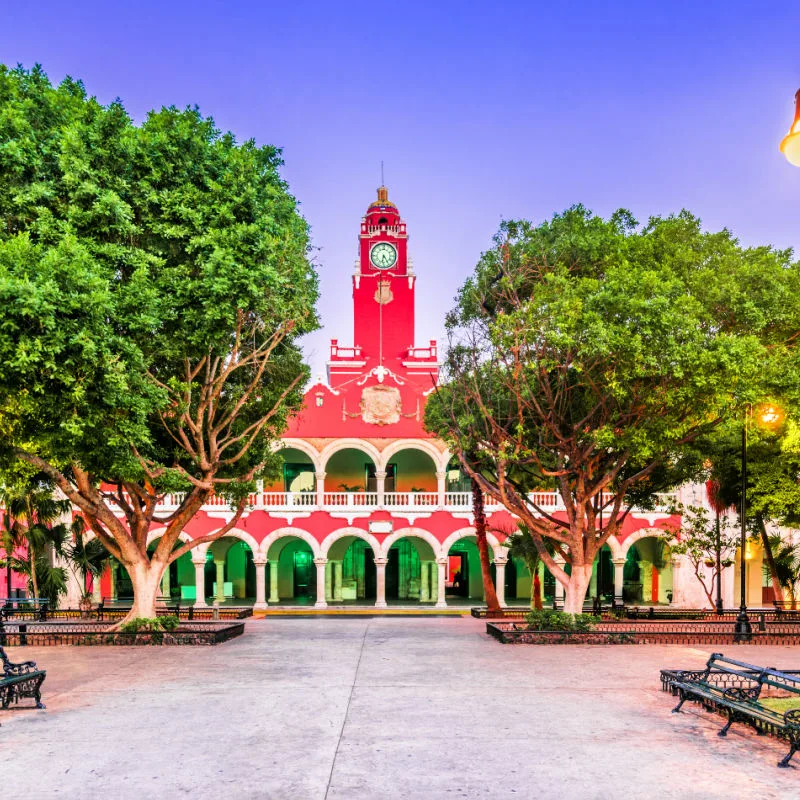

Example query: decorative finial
[381,160,385,185]
[377,185,389,203]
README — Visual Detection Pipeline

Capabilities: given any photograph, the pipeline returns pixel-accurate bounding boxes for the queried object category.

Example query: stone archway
[261,528,324,608]
[321,528,382,603]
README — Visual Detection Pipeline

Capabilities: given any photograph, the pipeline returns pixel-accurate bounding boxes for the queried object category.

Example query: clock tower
[354,185,414,363]
[327,186,438,390]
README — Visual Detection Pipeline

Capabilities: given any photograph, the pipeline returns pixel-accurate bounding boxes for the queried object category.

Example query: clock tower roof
[368,184,397,210]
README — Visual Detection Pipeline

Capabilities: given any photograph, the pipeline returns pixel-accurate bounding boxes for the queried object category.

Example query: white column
[670,555,684,608]
[315,471,326,508]
[161,565,171,599]
[435,559,447,608]
[554,556,565,609]
[269,560,280,603]
[110,559,117,600]
[214,560,226,603]
[333,561,343,601]
[420,562,431,602]
[325,561,333,601]
[92,570,103,604]
[193,558,207,607]
[374,557,388,608]
[253,558,267,610]
[376,470,387,507]
[314,558,328,608]
[494,557,508,607]
[612,558,626,606]
[436,470,446,508]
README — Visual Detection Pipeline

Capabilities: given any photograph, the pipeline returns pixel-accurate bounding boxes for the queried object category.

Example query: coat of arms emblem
[374,280,393,305]
[361,385,401,425]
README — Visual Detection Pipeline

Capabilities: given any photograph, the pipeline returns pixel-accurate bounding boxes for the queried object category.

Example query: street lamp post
[734,403,784,641]
[734,409,751,641]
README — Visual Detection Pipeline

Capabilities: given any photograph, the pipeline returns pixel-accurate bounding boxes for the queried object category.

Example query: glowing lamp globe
[780,89,800,167]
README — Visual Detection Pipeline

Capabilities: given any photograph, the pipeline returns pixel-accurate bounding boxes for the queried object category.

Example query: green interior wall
[277,539,314,598]
[391,450,437,492]
[325,449,372,491]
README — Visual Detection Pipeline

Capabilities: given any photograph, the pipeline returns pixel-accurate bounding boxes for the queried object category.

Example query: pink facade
[170,187,678,607]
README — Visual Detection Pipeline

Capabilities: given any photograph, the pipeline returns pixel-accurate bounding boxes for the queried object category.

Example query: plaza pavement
[1,616,799,799]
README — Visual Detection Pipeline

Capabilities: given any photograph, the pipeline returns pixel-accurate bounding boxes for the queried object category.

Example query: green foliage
[426,204,800,611]
[0,469,81,606]
[763,535,800,604]
[524,610,599,631]
[119,615,179,633]
[0,63,319,491]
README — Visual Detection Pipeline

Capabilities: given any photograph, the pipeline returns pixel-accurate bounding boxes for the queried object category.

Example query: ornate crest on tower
[374,279,393,305]
[361,385,401,425]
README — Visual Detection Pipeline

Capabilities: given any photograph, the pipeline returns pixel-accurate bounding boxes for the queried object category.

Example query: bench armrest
[674,670,705,683]
[784,709,800,728]
[722,686,761,702]
[5,660,39,676]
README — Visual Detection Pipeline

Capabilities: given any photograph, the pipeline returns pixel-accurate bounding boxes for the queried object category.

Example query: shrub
[119,615,179,633]
[524,610,600,632]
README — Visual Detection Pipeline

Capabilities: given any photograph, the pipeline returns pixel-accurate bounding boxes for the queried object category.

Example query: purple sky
[3,1,800,378]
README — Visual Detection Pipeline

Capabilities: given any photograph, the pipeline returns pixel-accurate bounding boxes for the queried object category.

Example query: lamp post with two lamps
[734,403,783,642]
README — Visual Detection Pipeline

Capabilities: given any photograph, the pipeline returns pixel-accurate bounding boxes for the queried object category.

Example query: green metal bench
[671,652,800,768]
[0,644,46,720]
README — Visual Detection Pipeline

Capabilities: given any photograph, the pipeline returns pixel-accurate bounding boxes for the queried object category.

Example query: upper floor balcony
[155,487,676,517]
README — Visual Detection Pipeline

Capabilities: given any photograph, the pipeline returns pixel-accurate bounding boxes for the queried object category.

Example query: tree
[665,505,737,610]
[502,523,554,609]
[696,416,800,606]
[426,206,800,613]
[764,535,800,608]
[0,473,75,606]
[0,66,319,622]
[471,478,501,611]
[64,525,108,600]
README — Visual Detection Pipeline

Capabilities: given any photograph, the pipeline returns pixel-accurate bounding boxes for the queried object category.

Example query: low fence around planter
[0,620,245,646]
[1,606,253,623]
[472,606,799,624]
[488,620,800,645]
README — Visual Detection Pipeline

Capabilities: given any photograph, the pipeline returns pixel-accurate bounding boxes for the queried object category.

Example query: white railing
[260,492,316,509]
[384,491,439,508]
[444,492,472,509]
[149,490,678,516]
[323,491,379,508]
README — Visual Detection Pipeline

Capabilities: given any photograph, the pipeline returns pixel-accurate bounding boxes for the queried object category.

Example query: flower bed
[0,620,245,646]
[488,620,800,645]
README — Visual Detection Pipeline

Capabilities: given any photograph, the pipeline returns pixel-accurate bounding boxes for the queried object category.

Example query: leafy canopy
[0,64,318,494]
[428,205,800,506]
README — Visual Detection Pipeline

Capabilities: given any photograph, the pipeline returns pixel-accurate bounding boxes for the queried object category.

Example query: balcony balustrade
[142,489,677,515]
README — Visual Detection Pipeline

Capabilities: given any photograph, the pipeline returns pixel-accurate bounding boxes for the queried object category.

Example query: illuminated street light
[780,89,800,167]
[758,404,784,427]
[735,401,784,641]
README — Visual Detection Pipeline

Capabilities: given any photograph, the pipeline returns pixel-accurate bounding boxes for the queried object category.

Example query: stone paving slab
[1,617,799,799]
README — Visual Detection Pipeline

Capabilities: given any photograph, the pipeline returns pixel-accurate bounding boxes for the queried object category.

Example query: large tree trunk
[562,564,593,614]
[472,478,500,611]
[757,516,783,604]
[113,558,166,626]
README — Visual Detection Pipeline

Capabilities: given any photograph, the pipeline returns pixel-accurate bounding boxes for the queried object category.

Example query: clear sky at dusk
[3,1,800,378]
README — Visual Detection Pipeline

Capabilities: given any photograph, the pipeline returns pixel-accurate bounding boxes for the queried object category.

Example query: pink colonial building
[94,187,698,611]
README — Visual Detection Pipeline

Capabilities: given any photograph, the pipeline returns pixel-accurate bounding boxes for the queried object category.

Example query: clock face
[370,242,397,269]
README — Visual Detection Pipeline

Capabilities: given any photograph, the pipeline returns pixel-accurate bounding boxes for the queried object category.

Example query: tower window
[378,217,388,225]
